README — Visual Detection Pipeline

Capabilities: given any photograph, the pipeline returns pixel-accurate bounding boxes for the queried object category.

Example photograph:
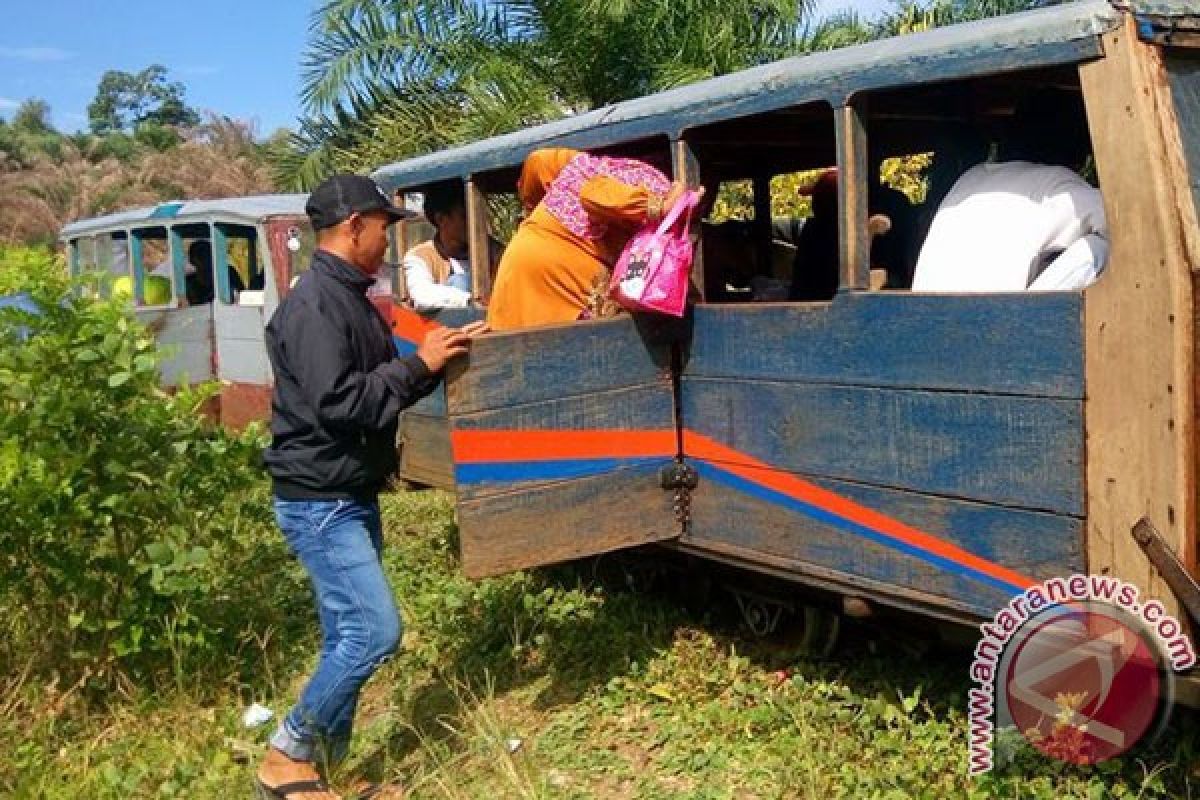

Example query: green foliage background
[0,246,303,691]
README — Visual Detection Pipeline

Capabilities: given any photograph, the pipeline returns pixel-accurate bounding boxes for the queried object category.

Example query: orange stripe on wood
[683,429,1036,590]
[451,429,677,463]
[392,306,442,344]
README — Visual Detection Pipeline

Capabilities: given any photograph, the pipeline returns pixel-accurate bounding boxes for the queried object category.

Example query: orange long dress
[487,151,666,331]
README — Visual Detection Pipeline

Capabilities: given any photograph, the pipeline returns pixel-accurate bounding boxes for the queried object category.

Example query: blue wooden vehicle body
[373,1,1200,628]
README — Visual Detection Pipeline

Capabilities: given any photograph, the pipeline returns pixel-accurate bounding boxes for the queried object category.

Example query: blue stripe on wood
[681,378,1084,515]
[693,460,1022,596]
[393,335,416,355]
[456,456,669,485]
[684,293,1084,398]
[448,315,675,415]
[686,469,1083,616]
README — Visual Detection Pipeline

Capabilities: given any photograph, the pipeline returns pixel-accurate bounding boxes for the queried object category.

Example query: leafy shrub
[0,245,302,690]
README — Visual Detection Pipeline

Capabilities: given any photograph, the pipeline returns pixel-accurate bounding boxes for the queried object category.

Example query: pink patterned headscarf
[542,153,671,240]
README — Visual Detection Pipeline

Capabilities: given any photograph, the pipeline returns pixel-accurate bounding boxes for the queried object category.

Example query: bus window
[863,66,1104,293]
[682,100,837,304]
[212,223,260,305]
[86,232,132,299]
[394,181,502,311]
[130,227,173,307]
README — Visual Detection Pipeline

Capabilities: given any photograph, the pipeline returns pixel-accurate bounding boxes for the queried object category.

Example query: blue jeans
[269,497,402,764]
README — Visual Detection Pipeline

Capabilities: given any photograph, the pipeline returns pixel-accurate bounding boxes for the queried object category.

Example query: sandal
[256,778,338,799]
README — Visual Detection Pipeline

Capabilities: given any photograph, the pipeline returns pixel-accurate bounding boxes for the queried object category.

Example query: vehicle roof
[60,194,309,240]
[374,0,1131,192]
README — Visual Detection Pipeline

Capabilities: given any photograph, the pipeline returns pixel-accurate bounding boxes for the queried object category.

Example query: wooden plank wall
[679,293,1087,619]
[1080,23,1200,619]
[445,316,680,578]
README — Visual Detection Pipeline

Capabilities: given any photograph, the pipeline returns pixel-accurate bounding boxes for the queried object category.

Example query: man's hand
[414,321,490,373]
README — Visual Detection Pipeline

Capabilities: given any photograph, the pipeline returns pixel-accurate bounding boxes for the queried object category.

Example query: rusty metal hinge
[659,461,698,530]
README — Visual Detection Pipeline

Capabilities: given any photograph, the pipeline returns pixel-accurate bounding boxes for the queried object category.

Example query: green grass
[5,489,1200,799]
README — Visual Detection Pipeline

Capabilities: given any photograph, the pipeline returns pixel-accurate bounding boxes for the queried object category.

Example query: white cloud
[0,46,73,62]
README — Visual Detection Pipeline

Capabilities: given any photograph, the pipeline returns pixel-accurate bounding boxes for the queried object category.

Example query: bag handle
[655,189,699,236]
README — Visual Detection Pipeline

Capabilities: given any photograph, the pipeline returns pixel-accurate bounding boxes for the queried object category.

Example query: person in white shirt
[912,90,1108,293]
[402,184,497,309]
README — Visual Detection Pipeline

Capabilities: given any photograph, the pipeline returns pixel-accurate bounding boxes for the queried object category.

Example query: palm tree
[279,0,815,188]
[278,0,1039,189]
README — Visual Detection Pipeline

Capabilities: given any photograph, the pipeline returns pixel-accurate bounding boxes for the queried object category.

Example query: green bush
[0,245,302,691]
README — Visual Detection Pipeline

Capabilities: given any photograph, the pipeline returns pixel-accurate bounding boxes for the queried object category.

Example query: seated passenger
[701,219,757,302]
[911,91,1107,292]
[402,184,497,309]
[789,169,840,301]
[487,148,690,331]
[185,240,215,305]
[184,240,245,305]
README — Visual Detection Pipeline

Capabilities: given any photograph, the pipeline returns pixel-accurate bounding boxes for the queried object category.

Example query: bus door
[444,316,683,579]
[131,226,210,389]
[211,222,272,427]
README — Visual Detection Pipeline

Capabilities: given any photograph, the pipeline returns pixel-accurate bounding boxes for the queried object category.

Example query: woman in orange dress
[487,148,686,331]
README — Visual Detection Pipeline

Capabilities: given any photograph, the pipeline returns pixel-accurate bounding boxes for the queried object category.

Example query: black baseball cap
[305,174,415,230]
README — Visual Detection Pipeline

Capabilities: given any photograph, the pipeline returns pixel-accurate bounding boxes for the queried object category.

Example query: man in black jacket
[257,174,485,800]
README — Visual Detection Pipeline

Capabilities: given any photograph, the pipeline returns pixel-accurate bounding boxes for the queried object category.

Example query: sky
[0,0,892,137]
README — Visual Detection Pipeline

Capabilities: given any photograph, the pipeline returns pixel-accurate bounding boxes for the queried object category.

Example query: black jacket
[263,250,438,499]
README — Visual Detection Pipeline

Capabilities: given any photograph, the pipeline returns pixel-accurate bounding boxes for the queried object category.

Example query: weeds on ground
[7,489,1200,798]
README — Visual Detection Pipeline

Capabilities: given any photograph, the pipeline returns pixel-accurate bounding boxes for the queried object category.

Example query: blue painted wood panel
[682,378,1083,516]
[446,315,680,577]
[684,475,1083,618]
[448,315,675,415]
[458,464,678,579]
[684,293,1085,398]
[1167,52,1200,232]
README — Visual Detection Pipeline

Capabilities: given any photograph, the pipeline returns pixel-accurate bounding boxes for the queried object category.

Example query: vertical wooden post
[129,230,144,307]
[169,227,187,306]
[391,191,410,305]
[752,172,773,280]
[465,177,491,302]
[67,239,80,277]
[212,223,231,304]
[835,98,869,292]
[672,137,705,299]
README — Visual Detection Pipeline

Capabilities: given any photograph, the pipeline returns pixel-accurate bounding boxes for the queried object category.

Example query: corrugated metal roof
[60,194,308,239]
[374,0,1121,192]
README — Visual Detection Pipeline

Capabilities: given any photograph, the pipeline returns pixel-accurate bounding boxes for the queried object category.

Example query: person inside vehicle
[486,147,693,330]
[402,183,498,309]
[911,89,1107,292]
[184,239,245,305]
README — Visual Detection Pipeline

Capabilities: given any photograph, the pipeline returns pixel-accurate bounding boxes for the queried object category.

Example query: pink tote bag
[609,189,699,317]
